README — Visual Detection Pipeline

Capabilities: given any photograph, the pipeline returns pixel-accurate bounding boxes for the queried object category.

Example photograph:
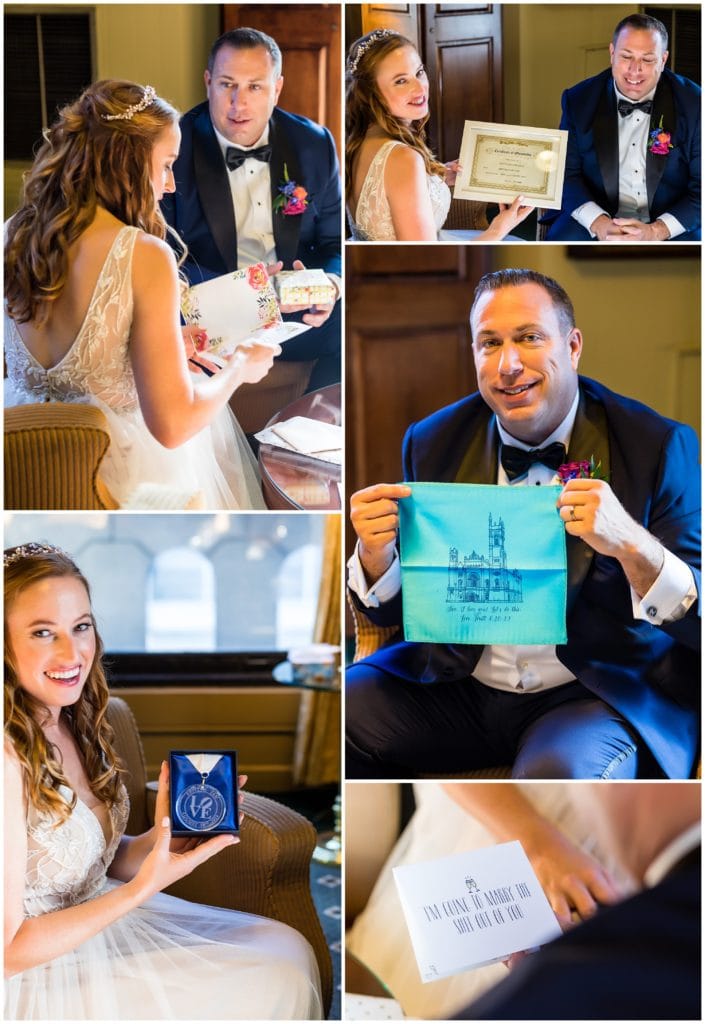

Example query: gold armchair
[106,696,333,1014]
[4,403,118,510]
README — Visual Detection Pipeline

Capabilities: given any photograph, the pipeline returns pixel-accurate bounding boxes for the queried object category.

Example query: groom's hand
[351,483,412,586]
[590,214,630,240]
[557,478,665,596]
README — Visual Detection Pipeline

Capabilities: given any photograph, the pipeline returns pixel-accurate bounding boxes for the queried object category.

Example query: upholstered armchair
[4,403,118,510]
[106,696,333,1014]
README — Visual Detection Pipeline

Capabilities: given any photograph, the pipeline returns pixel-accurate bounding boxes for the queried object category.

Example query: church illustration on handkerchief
[446,515,523,605]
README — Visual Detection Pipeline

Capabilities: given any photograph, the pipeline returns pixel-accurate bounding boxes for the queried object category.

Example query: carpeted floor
[311,857,342,1020]
[268,785,341,1020]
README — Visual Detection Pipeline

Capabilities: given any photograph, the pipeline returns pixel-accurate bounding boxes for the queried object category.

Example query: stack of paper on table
[255,417,342,466]
[393,841,562,982]
[181,262,311,362]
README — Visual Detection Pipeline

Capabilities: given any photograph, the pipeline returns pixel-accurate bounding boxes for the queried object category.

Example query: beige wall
[491,246,701,440]
[5,3,220,213]
[503,3,674,127]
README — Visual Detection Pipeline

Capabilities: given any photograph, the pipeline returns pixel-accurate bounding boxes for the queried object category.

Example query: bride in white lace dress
[4,81,276,510]
[345,30,533,242]
[4,544,322,1020]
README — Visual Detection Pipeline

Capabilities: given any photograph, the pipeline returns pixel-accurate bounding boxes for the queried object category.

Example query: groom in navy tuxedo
[161,27,341,389]
[457,783,701,1020]
[545,13,701,241]
[346,269,700,779]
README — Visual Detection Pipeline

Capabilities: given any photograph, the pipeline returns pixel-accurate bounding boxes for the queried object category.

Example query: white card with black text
[393,840,562,982]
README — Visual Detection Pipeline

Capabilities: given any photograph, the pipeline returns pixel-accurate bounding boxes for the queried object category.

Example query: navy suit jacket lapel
[594,77,620,211]
[646,73,675,210]
[193,108,238,272]
[452,409,497,484]
[564,389,610,611]
[269,111,303,267]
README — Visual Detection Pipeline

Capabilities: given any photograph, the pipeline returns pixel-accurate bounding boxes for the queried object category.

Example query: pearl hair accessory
[4,542,69,567]
[347,29,399,75]
[102,85,157,122]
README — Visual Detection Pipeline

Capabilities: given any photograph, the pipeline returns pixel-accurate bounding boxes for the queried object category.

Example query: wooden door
[423,4,503,160]
[360,3,422,51]
[356,4,503,161]
[222,4,342,161]
[346,244,491,555]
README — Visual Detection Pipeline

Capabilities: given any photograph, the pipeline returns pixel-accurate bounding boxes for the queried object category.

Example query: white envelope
[181,262,311,356]
[393,841,562,982]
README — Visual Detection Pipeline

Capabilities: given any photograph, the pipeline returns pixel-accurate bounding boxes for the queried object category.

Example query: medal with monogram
[169,750,239,836]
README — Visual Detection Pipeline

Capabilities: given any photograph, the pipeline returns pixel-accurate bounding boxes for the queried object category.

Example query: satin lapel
[594,78,620,212]
[453,412,498,484]
[564,389,610,611]
[269,113,303,267]
[193,110,238,272]
[646,74,675,210]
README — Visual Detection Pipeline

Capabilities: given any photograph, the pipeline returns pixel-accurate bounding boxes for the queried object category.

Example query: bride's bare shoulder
[385,142,426,187]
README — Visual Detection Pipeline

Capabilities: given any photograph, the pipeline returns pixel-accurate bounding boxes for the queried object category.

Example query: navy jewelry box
[169,750,239,837]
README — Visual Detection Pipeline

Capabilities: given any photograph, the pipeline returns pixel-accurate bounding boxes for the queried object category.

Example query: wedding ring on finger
[569,505,577,522]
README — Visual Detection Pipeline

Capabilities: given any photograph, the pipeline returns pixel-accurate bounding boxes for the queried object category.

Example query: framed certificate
[454,121,568,210]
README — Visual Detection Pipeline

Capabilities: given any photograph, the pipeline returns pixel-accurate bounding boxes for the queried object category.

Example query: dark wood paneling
[223,5,341,160]
[423,3,503,159]
[346,245,491,548]
[361,3,421,50]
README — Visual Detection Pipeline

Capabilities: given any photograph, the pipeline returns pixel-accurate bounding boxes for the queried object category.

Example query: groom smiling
[162,28,341,388]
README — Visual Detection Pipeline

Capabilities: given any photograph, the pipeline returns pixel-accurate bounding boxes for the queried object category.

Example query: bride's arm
[385,145,438,241]
[441,783,624,928]
[129,235,280,448]
[4,744,236,978]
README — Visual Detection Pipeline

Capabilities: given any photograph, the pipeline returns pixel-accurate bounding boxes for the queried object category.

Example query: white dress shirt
[214,124,277,268]
[348,390,696,693]
[572,83,684,239]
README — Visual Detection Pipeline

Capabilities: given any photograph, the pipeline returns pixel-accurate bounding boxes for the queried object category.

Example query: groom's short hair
[612,13,669,50]
[207,27,283,79]
[470,269,577,336]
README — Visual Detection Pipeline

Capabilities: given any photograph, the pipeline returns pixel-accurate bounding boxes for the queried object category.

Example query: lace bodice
[4,226,140,412]
[348,140,451,240]
[24,784,129,918]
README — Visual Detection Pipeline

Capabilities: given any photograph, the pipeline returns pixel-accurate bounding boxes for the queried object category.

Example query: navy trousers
[345,663,655,779]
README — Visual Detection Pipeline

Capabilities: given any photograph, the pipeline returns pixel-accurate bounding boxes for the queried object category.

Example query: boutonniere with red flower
[558,456,608,483]
[273,164,308,216]
[648,115,673,156]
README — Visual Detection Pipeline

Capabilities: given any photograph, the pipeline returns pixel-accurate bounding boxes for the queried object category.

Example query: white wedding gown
[5,783,322,1020]
[4,225,265,510]
[348,140,452,240]
[346,783,636,1019]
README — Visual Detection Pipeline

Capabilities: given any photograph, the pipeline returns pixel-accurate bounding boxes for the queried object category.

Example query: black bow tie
[500,442,567,481]
[617,98,653,118]
[225,144,272,171]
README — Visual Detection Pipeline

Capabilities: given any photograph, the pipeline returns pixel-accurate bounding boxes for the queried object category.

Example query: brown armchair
[4,403,118,510]
[106,696,332,1014]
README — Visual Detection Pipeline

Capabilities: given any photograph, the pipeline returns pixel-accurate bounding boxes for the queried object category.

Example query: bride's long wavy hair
[345,31,445,204]
[5,79,183,326]
[4,546,124,824]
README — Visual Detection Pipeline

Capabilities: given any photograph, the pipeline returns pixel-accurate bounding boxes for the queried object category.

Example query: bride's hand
[134,815,238,900]
[444,159,462,187]
[484,195,535,240]
[226,340,281,385]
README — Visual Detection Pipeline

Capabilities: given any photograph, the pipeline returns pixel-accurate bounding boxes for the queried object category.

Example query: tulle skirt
[5,883,322,1020]
[346,782,637,1019]
[3,382,265,511]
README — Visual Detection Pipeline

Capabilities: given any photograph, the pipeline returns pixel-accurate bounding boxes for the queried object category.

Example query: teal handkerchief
[398,483,567,645]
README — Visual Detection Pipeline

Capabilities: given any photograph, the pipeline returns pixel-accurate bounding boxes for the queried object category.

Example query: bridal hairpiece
[348,29,398,75]
[4,542,70,567]
[102,85,157,122]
